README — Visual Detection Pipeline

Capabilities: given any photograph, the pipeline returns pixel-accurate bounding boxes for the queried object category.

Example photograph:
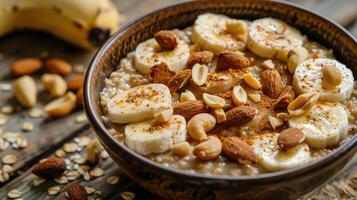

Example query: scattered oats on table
[21,122,34,132]
[1,105,14,114]
[90,167,105,178]
[120,191,136,200]
[7,189,22,199]
[28,108,44,118]
[47,186,61,195]
[0,114,10,125]
[2,153,17,164]
[106,175,119,185]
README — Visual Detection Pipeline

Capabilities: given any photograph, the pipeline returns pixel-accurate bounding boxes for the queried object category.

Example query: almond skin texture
[149,62,175,84]
[11,58,42,76]
[173,100,210,120]
[278,128,305,149]
[76,88,83,107]
[67,74,85,91]
[45,58,72,75]
[222,136,258,163]
[167,69,191,92]
[187,51,214,68]
[216,51,250,71]
[32,158,66,179]
[261,69,282,98]
[66,183,88,200]
[225,106,256,125]
[274,86,295,110]
[154,30,178,50]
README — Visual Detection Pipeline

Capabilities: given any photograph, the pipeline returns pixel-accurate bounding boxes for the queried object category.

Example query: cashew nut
[187,113,216,142]
[40,73,67,97]
[44,91,76,117]
[193,136,222,160]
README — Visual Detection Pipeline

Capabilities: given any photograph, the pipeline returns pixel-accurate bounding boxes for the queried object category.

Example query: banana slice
[249,133,312,171]
[293,58,354,102]
[107,84,172,124]
[134,37,190,74]
[247,18,304,61]
[125,115,186,155]
[288,103,349,149]
[192,13,248,54]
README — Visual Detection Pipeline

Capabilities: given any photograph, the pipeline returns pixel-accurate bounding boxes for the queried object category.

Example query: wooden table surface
[0,0,356,199]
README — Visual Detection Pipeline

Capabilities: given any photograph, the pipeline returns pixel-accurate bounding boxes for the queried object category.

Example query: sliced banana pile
[134,35,190,74]
[247,18,304,61]
[125,115,186,155]
[192,13,248,54]
[249,133,311,171]
[289,103,349,149]
[103,13,355,172]
[107,83,172,124]
[293,58,354,102]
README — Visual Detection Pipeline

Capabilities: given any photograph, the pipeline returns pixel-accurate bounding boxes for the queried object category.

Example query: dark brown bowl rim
[84,0,357,182]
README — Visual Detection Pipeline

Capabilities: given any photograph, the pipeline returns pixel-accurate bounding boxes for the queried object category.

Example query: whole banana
[0,0,123,49]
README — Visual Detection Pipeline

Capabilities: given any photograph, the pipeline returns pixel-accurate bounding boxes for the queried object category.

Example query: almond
[154,30,178,50]
[32,158,66,179]
[76,88,83,107]
[225,106,256,125]
[149,62,175,84]
[66,183,88,200]
[45,58,72,75]
[274,86,295,110]
[187,51,214,68]
[167,69,191,92]
[11,58,42,76]
[67,74,85,91]
[216,51,250,71]
[173,100,209,120]
[261,69,282,98]
[278,128,305,149]
[222,136,258,163]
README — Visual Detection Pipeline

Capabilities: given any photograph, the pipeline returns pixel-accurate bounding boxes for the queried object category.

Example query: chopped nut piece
[153,107,173,123]
[167,70,191,92]
[268,116,284,129]
[0,170,9,182]
[287,92,319,116]
[248,93,261,103]
[212,108,226,123]
[202,93,226,108]
[149,62,175,84]
[180,90,196,102]
[171,142,191,157]
[86,139,101,163]
[321,64,342,89]
[243,73,262,90]
[262,59,275,69]
[192,64,208,86]
[232,85,247,106]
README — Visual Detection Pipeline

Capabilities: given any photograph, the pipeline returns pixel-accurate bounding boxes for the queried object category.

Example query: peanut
[41,74,67,97]
[13,76,37,108]
[44,92,76,117]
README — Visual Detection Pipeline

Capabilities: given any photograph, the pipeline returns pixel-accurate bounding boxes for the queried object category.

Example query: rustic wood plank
[0,129,158,200]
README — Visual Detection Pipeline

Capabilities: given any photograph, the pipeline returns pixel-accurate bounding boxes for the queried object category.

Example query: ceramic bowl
[84,0,357,199]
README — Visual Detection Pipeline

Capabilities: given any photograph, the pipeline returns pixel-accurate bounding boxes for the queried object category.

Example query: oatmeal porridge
[100,13,356,176]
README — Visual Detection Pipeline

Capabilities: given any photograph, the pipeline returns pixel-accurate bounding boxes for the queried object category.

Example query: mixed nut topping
[100,13,356,176]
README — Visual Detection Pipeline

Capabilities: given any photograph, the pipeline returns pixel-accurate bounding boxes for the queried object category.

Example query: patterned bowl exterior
[84,0,357,199]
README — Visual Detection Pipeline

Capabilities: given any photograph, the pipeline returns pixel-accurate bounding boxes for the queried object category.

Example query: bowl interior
[84,0,357,180]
